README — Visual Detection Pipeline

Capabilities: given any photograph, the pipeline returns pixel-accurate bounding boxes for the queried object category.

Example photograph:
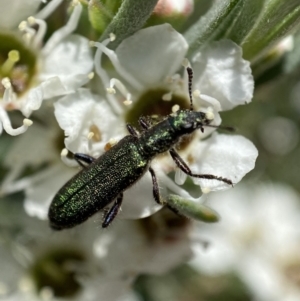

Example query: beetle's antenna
[205,124,235,132]
[186,67,194,111]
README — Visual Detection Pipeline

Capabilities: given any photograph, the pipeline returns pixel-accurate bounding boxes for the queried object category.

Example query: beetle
[48,67,233,230]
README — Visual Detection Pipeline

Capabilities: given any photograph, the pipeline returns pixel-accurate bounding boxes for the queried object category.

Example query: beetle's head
[170,109,214,134]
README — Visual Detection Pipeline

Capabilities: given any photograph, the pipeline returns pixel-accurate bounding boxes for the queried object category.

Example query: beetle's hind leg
[169,148,233,186]
[102,193,123,228]
[74,153,96,167]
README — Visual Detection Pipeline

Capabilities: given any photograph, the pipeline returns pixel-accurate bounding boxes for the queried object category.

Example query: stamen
[159,172,193,199]
[0,107,31,136]
[1,50,20,75]
[109,33,116,41]
[175,168,187,185]
[123,99,132,106]
[93,41,143,91]
[87,132,94,140]
[94,39,122,114]
[1,77,11,89]
[205,107,214,120]
[106,87,116,94]
[104,137,118,151]
[193,89,201,97]
[108,78,132,105]
[18,21,35,45]
[23,118,33,126]
[28,17,47,48]
[40,287,54,301]
[35,0,64,20]
[172,104,180,113]
[1,78,14,104]
[61,148,78,167]
[42,2,82,56]
[201,187,211,194]
[88,72,94,79]
[61,148,68,157]
[162,92,172,101]
[181,58,190,68]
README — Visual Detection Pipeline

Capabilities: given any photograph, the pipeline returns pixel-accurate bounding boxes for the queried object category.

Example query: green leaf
[166,194,220,223]
[88,0,114,33]
[225,0,266,45]
[242,0,300,62]
[184,0,245,57]
[99,0,159,49]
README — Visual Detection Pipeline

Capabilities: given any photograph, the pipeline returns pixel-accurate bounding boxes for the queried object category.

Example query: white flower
[0,0,93,136]
[190,183,300,301]
[94,207,194,276]
[54,23,256,221]
[0,197,135,301]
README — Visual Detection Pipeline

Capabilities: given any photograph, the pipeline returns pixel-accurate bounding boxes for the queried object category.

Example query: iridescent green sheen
[48,109,212,230]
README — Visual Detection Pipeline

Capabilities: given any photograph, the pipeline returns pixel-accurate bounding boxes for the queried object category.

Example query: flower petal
[41,34,93,90]
[191,134,258,191]
[193,40,254,110]
[116,24,188,89]
[119,172,163,219]
[54,89,119,155]
[0,0,40,29]
[24,165,76,219]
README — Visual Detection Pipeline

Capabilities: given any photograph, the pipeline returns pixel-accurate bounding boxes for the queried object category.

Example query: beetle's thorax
[137,110,212,159]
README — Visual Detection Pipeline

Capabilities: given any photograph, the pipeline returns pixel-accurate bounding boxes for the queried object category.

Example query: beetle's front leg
[169,148,233,186]
[74,153,96,167]
[102,193,123,228]
[126,123,139,137]
[148,167,164,205]
[138,117,151,130]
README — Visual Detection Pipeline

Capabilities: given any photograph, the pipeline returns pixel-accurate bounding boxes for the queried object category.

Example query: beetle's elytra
[48,67,232,230]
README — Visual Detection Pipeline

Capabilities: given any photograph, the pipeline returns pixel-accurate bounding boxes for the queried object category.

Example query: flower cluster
[1,0,298,300]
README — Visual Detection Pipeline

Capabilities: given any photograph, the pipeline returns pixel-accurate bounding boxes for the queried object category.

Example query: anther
[109,33,116,41]
[123,99,132,106]
[193,89,201,97]
[18,21,27,31]
[172,104,180,113]
[162,92,172,101]
[27,16,36,25]
[23,118,33,126]
[1,78,12,89]
[106,87,116,94]
[87,132,94,140]
[88,72,94,79]
[201,187,211,194]
[205,111,214,121]
[181,58,190,68]
[61,148,68,157]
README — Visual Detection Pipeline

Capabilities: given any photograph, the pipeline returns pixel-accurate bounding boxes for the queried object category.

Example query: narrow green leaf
[166,194,220,223]
[184,0,244,57]
[225,0,266,45]
[88,0,114,33]
[99,0,159,49]
[242,0,300,62]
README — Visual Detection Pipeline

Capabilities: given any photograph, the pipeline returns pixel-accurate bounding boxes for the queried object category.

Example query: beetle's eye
[182,123,193,129]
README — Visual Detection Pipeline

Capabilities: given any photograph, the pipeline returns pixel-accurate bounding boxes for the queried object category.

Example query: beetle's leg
[169,148,233,186]
[126,123,139,137]
[138,117,151,130]
[74,153,96,167]
[102,193,123,228]
[149,167,164,205]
